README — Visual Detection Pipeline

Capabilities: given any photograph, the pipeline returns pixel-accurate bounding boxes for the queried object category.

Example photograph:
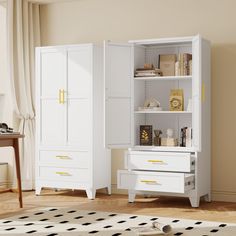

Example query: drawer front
[39,166,90,182]
[117,170,194,194]
[127,151,194,172]
[39,150,90,168]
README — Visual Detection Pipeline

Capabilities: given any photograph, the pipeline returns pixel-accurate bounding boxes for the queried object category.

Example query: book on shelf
[180,127,192,147]
[185,127,192,147]
[176,53,192,76]
[183,53,192,75]
[159,54,176,76]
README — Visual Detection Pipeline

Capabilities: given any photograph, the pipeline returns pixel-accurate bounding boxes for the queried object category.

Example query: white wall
[39,0,236,202]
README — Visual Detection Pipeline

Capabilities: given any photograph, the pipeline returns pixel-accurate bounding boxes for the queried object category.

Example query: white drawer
[39,150,90,168]
[117,170,194,194]
[39,166,89,182]
[126,151,194,172]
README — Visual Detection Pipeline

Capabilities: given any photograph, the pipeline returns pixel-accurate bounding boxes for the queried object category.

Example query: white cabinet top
[129,35,198,46]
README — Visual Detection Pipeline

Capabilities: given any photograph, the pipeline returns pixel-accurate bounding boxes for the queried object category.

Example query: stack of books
[180,127,192,147]
[175,53,192,76]
[135,68,162,77]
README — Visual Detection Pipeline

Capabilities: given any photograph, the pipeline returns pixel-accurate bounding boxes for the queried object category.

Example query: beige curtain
[7,0,40,190]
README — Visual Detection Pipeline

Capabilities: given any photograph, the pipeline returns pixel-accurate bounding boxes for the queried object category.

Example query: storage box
[0,162,8,189]
[161,138,178,146]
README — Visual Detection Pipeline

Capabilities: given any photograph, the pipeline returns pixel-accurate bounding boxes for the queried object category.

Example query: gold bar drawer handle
[55,171,71,176]
[140,180,159,185]
[56,155,71,160]
[148,160,165,164]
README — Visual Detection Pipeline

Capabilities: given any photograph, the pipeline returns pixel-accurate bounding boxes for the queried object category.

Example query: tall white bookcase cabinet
[105,35,211,207]
[35,44,111,199]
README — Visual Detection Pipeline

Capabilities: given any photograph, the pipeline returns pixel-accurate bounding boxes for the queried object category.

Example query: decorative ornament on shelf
[153,129,162,146]
[161,128,178,147]
[140,125,152,146]
[169,89,184,111]
[138,98,162,111]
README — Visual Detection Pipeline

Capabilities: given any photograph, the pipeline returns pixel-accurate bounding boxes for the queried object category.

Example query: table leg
[13,138,23,208]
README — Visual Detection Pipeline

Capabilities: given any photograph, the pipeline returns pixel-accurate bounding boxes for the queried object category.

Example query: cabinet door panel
[106,98,131,147]
[68,47,92,98]
[40,99,66,146]
[41,50,66,98]
[105,42,133,148]
[67,99,91,150]
[106,45,132,97]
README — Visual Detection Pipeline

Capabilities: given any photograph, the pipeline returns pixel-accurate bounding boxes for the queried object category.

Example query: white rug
[0,207,235,235]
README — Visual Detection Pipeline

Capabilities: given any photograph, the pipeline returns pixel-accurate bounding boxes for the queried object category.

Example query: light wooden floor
[0,189,236,223]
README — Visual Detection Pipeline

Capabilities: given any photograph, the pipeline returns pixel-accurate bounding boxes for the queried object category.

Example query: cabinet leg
[189,195,200,207]
[203,193,212,202]
[128,190,136,203]
[86,189,96,200]
[35,186,42,196]
[107,185,111,195]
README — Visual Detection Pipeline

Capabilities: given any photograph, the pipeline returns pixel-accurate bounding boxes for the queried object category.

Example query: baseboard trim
[212,190,236,202]
[111,184,127,195]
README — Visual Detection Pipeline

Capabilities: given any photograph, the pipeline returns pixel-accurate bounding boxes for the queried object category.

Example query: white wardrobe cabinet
[35,44,111,199]
[105,35,211,207]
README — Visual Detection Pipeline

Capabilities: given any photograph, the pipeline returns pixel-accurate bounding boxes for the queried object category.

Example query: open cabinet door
[104,41,133,148]
[192,35,202,152]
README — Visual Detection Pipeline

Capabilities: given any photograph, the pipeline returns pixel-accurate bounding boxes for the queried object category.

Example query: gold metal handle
[140,180,158,184]
[55,171,71,176]
[148,160,164,163]
[59,89,62,104]
[62,89,65,103]
[59,89,65,104]
[56,155,71,160]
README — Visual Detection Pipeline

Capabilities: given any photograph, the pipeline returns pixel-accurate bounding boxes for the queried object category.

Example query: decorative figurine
[167,128,174,139]
[169,89,184,111]
[138,98,162,111]
[161,128,178,146]
[153,129,162,146]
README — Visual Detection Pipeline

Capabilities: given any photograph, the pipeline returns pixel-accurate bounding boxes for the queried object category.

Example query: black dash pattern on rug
[26,230,37,234]
[89,230,99,234]
[0,209,234,236]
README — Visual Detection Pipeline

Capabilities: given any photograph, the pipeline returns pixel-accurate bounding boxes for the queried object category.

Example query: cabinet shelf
[135,110,192,114]
[133,145,195,152]
[134,75,192,81]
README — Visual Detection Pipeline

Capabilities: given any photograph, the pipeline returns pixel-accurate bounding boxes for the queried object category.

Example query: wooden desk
[0,134,24,208]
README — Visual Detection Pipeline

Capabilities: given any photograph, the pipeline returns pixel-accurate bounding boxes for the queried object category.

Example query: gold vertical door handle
[62,89,65,104]
[59,89,62,104]
[59,89,65,104]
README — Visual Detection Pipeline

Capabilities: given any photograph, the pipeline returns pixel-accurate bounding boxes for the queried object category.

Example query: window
[0,1,13,125]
